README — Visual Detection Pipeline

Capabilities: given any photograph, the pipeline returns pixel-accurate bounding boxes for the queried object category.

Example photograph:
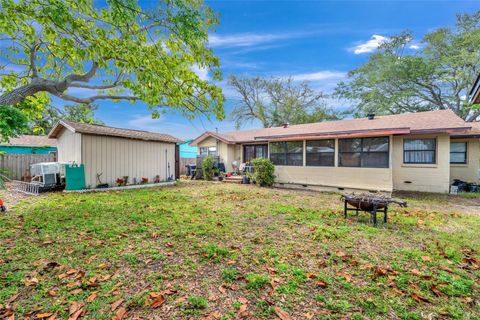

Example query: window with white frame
[403,139,436,164]
[199,146,217,157]
[450,142,467,164]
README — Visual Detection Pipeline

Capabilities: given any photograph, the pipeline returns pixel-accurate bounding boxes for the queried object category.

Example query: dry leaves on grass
[411,292,430,303]
[274,307,291,320]
[145,293,165,308]
[86,292,97,303]
[68,302,84,320]
[110,299,124,311]
[111,307,127,320]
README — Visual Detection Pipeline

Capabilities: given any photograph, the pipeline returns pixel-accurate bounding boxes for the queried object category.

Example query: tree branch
[55,92,139,104]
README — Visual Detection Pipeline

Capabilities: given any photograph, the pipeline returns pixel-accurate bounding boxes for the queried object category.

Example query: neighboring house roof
[48,120,182,144]
[469,73,480,104]
[0,135,57,147]
[191,110,472,145]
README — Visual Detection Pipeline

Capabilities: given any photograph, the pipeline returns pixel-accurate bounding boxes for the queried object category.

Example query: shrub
[201,155,215,181]
[252,158,275,187]
[221,267,239,282]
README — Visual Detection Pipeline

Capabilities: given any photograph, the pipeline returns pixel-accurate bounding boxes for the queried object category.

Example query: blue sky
[74,1,480,139]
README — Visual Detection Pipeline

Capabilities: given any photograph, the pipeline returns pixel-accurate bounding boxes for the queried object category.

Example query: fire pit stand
[341,194,407,226]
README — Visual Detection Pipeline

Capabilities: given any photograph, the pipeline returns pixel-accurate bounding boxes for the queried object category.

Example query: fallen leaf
[274,306,291,320]
[431,285,447,297]
[112,307,127,320]
[36,313,53,319]
[218,285,227,294]
[374,267,388,276]
[66,281,81,288]
[421,256,432,262]
[147,293,165,308]
[238,297,248,304]
[87,292,97,302]
[68,302,84,320]
[410,269,422,276]
[47,290,58,297]
[69,288,83,295]
[306,273,317,279]
[111,299,124,311]
[335,250,346,257]
[315,280,328,288]
[23,277,39,286]
[411,292,430,303]
[336,272,352,282]
[238,304,248,318]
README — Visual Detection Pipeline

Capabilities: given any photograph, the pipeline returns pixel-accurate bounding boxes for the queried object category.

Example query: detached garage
[48,120,182,189]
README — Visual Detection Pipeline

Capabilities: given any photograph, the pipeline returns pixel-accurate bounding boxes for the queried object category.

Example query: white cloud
[351,35,388,54]
[191,64,209,81]
[290,71,346,82]
[209,32,301,48]
[409,44,420,50]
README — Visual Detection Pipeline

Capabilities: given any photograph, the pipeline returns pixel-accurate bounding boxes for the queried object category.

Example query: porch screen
[339,137,389,168]
[403,139,436,164]
[269,141,303,166]
[306,139,335,166]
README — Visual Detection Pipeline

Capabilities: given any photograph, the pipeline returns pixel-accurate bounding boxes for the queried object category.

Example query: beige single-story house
[48,120,182,188]
[191,110,480,193]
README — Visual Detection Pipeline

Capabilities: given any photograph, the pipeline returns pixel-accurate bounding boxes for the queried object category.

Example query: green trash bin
[65,164,86,191]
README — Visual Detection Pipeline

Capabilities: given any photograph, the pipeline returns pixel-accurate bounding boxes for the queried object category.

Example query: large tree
[0,0,224,140]
[229,75,340,129]
[335,11,480,121]
[28,103,104,135]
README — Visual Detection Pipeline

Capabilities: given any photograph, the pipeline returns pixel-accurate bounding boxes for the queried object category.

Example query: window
[450,142,467,164]
[269,141,303,166]
[404,139,436,164]
[243,144,268,163]
[199,146,217,157]
[306,140,335,166]
[339,137,389,168]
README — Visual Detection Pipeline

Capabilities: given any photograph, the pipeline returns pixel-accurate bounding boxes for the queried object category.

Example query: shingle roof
[48,120,182,144]
[469,73,480,104]
[0,135,57,147]
[191,110,472,145]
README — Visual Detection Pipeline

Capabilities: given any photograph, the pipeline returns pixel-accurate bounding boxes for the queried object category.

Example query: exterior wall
[272,138,393,192]
[196,137,241,172]
[0,146,57,154]
[450,138,480,183]
[81,134,175,188]
[392,134,450,193]
[57,128,82,164]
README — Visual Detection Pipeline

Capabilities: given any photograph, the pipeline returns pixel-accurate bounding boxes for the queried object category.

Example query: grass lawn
[0,182,479,319]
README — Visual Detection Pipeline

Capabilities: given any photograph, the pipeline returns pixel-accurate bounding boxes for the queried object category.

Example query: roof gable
[49,120,182,144]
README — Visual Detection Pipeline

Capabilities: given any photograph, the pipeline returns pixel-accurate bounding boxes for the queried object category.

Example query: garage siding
[81,134,176,188]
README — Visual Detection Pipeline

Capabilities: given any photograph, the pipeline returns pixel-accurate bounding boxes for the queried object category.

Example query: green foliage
[221,267,239,283]
[201,242,230,262]
[245,273,269,290]
[228,76,341,129]
[335,11,480,121]
[28,104,103,135]
[201,155,215,181]
[0,105,29,142]
[187,295,208,309]
[251,158,275,187]
[0,0,224,120]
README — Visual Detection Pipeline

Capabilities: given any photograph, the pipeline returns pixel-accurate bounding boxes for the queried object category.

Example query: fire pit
[341,193,407,226]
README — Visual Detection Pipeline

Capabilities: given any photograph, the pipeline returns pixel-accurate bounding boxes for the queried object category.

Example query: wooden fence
[179,157,196,175]
[0,153,56,180]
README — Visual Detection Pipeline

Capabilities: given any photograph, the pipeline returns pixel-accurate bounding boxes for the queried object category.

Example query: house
[0,135,57,154]
[191,110,480,193]
[48,120,182,188]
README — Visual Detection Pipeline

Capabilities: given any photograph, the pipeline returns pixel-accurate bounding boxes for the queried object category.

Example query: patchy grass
[0,182,479,319]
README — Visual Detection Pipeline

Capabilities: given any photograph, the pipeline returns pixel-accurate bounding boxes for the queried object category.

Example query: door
[175,144,180,179]
[243,144,268,163]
